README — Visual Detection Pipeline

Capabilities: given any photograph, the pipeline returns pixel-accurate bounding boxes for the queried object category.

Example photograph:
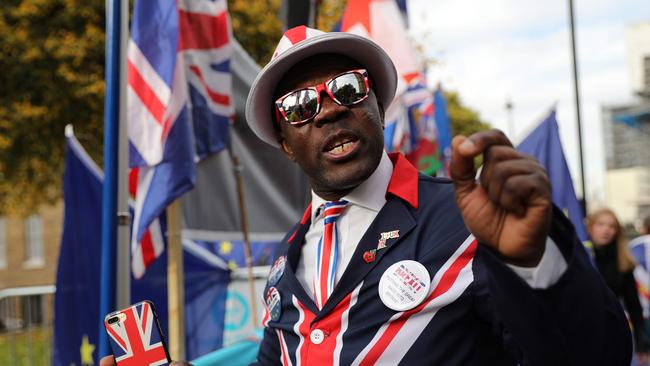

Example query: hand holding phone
[104,300,171,366]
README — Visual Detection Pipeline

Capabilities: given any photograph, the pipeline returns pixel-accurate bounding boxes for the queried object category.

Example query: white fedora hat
[245,25,397,148]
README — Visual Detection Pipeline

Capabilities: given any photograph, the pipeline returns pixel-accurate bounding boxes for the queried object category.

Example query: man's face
[275,54,385,199]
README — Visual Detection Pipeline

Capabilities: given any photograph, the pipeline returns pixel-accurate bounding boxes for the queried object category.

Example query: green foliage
[228,0,283,66]
[0,0,487,215]
[317,0,347,31]
[0,0,105,215]
[445,90,491,137]
[227,0,346,66]
[0,327,51,366]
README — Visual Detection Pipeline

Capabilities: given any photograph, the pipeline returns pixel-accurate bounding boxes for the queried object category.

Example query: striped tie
[314,200,348,309]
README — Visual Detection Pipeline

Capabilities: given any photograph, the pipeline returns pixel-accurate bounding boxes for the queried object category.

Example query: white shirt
[295,151,567,300]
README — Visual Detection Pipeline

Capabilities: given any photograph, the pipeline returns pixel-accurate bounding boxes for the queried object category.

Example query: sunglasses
[275,69,371,125]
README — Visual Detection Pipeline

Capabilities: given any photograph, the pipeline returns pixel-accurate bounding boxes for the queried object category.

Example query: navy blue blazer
[254,154,631,365]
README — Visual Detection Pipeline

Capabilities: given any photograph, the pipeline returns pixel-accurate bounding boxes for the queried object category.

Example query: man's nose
[313,92,347,126]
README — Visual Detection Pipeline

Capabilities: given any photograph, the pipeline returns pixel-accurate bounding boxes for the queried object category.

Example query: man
[246,26,630,365]
[101,26,630,365]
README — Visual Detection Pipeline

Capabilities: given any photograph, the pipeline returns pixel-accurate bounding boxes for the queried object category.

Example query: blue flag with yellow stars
[52,128,103,366]
[517,109,588,241]
[191,240,279,270]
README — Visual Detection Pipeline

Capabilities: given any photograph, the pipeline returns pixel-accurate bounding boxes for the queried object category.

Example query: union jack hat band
[245,26,398,147]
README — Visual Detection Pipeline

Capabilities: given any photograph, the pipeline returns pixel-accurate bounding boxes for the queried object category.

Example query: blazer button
[310,329,325,344]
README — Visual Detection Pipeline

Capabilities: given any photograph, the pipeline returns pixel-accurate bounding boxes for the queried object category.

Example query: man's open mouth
[323,132,360,158]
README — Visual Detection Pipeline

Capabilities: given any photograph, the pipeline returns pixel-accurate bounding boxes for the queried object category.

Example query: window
[0,217,5,269]
[24,214,44,268]
[21,295,43,327]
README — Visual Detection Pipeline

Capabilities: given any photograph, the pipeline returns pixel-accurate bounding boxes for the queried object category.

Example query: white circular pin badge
[378,260,431,311]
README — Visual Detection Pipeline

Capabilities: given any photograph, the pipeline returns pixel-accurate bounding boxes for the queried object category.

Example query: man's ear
[279,137,296,162]
[378,102,385,128]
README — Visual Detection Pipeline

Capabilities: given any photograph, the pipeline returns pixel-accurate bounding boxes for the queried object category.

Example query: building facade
[601,21,650,226]
[0,202,62,330]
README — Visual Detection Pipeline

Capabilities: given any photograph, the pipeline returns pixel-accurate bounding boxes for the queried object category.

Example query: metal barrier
[0,286,55,366]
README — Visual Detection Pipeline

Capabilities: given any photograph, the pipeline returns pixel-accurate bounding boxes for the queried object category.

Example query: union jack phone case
[104,300,171,366]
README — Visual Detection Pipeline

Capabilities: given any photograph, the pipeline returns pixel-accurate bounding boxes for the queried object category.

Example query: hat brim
[245,32,398,148]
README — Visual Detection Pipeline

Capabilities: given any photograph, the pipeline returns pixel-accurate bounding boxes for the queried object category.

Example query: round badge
[266,287,282,321]
[378,260,431,311]
[267,256,286,287]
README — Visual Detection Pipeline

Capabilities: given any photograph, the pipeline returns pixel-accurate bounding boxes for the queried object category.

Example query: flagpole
[568,0,587,212]
[229,150,259,329]
[116,0,131,313]
[98,0,125,358]
[168,198,186,360]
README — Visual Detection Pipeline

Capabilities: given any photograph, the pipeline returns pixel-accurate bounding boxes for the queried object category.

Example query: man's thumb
[450,135,478,194]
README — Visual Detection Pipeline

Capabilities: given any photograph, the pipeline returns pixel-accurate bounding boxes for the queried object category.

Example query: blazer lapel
[317,196,416,318]
[282,218,320,315]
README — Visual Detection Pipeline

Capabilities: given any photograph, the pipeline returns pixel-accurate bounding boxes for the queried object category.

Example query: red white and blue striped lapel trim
[285,283,364,366]
[276,328,293,366]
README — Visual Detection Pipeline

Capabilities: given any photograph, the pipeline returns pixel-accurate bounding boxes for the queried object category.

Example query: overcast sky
[407,0,650,207]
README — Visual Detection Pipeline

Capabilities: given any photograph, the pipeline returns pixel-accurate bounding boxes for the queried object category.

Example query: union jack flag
[629,235,650,318]
[105,301,169,366]
[128,0,233,278]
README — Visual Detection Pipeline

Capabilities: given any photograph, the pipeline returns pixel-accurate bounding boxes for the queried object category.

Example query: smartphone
[104,300,171,366]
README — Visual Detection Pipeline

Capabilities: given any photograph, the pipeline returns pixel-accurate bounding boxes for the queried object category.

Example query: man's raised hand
[450,129,552,267]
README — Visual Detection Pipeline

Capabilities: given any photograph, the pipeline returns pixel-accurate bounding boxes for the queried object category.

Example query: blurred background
[0,0,649,365]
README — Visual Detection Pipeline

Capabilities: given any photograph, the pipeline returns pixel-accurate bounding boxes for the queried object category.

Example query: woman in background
[587,208,648,365]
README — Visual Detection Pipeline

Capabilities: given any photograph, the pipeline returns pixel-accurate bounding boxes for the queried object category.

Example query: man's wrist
[501,242,545,268]
[507,237,568,289]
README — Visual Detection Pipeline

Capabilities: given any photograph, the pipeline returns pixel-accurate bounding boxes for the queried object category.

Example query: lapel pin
[363,249,377,263]
[377,230,400,250]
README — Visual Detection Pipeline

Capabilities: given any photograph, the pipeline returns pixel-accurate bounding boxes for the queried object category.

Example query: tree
[0,0,105,215]
[445,90,491,137]
[227,0,345,66]
[0,0,488,215]
[228,0,283,66]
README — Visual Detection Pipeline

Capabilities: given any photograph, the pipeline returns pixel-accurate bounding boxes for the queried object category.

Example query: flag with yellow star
[52,131,103,366]
[203,240,279,269]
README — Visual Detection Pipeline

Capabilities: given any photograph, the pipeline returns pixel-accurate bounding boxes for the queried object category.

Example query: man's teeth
[331,141,353,154]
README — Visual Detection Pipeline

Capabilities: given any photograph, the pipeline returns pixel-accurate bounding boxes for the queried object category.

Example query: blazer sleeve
[473,205,633,366]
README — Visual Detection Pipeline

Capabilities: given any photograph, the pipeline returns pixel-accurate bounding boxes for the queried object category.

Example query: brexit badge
[377,230,400,250]
[378,260,431,311]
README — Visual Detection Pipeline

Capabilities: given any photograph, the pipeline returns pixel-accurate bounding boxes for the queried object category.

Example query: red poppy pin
[363,249,377,263]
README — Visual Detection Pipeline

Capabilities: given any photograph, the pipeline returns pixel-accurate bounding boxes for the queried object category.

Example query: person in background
[630,215,650,363]
[636,216,650,243]
[587,208,648,365]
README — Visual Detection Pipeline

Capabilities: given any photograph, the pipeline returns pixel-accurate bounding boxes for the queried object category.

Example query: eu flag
[53,128,232,363]
[131,238,231,360]
[52,127,103,366]
[517,110,588,241]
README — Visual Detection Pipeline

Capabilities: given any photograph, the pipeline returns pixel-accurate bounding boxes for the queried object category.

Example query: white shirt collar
[311,151,393,220]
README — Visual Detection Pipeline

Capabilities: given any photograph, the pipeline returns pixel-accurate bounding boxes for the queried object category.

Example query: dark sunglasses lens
[281,89,318,123]
[328,72,368,105]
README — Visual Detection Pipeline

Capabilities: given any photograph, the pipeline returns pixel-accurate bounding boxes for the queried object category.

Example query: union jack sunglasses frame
[275,69,371,125]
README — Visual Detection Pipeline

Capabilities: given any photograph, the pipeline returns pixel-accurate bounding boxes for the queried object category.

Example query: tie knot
[323,200,348,223]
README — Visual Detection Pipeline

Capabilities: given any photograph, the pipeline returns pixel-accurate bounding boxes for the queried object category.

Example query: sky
[407,0,650,208]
